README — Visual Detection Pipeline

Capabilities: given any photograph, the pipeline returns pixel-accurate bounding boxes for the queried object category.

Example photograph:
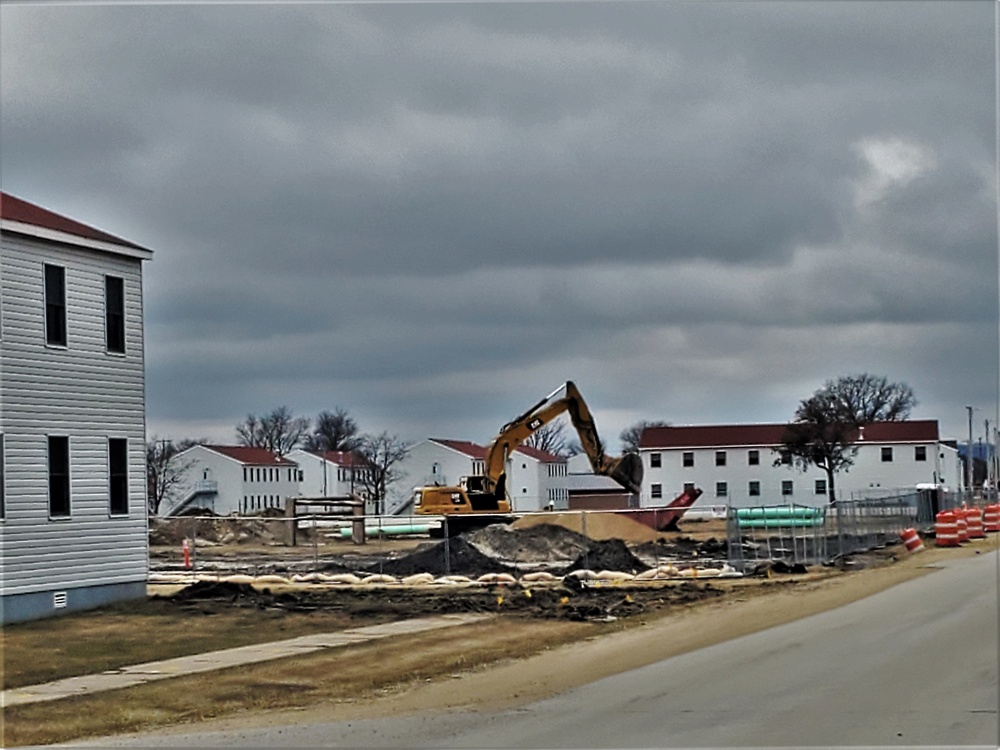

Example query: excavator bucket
[604,452,644,495]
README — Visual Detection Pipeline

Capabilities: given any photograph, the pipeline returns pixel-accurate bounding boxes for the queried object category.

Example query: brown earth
[3,526,994,747]
[135,535,997,743]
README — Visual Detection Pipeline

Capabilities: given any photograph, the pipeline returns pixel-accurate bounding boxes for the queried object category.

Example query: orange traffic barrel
[983,504,1000,533]
[900,527,924,553]
[935,511,961,547]
[965,506,987,539]
[954,506,969,542]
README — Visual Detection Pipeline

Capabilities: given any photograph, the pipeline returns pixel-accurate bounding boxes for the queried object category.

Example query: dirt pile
[561,539,651,574]
[513,512,664,543]
[467,523,591,563]
[370,538,516,577]
[150,516,288,547]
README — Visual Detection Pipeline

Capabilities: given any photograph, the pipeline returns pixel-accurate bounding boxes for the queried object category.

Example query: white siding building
[286,448,367,499]
[395,438,567,514]
[638,421,962,509]
[504,444,568,512]
[0,192,153,623]
[163,445,300,517]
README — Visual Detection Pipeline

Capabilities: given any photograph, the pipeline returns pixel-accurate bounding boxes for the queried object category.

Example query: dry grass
[1,597,366,690]
[3,618,595,747]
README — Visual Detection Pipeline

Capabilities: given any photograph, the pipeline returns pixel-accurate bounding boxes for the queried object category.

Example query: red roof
[640,420,940,449]
[0,191,150,252]
[512,444,565,463]
[311,449,364,467]
[431,438,487,459]
[203,445,296,465]
[431,438,564,463]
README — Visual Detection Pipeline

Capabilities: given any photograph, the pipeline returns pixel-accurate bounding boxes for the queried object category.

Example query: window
[781,480,793,496]
[48,436,71,517]
[779,450,792,465]
[683,482,696,495]
[815,479,827,496]
[881,447,893,462]
[748,450,759,465]
[748,480,760,497]
[44,264,67,346]
[109,438,129,515]
[915,446,927,462]
[715,451,727,467]
[650,452,661,468]
[0,433,5,519]
[682,452,694,468]
[715,481,728,497]
[651,483,663,499]
[105,276,125,353]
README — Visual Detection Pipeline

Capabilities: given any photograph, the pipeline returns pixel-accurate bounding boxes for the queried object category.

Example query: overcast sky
[2,1,996,450]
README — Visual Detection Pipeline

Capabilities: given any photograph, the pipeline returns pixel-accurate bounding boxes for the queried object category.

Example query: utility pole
[966,405,975,499]
[986,419,993,496]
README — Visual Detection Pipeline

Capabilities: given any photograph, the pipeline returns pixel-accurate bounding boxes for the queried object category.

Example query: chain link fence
[725,487,969,572]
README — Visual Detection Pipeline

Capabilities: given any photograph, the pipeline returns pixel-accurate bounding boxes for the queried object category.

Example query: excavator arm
[483,381,644,496]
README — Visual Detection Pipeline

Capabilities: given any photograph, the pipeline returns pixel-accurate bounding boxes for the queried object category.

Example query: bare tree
[303,407,360,452]
[524,419,572,456]
[235,406,310,456]
[620,420,671,454]
[146,437,200,515]
[777,374,917,503]
[821,373,917,425]
[352,432,411,515]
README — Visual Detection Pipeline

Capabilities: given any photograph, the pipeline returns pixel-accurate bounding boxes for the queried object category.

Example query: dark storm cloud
[1,1,995,444]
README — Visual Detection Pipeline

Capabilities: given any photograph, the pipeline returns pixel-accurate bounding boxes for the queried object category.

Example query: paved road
[63,551,999,748]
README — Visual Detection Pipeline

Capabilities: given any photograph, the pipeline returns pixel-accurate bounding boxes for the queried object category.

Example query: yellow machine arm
[482,381,643,496]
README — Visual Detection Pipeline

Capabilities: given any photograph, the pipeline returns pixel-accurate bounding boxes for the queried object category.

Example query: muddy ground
[149,514,732,577]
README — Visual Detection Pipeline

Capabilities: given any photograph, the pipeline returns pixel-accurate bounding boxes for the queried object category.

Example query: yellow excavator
[413,381,644,535]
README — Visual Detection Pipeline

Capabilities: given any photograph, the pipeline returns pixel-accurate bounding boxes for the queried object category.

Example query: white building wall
[0,232,149,621]
[505,454,569,512]
[391,440,480,511]
[170,446,299,516]
[507,453,541,512]
[286,450,355,498]
[237,462,298,514]
[641,439,963,508]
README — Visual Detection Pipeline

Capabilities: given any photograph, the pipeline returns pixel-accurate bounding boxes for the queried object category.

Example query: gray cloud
[1,1,995,447]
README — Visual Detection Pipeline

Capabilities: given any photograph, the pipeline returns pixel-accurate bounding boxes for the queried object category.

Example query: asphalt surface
[57,550,999,748]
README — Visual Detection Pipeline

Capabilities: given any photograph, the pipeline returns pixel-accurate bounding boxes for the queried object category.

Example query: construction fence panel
[725,491,951,573]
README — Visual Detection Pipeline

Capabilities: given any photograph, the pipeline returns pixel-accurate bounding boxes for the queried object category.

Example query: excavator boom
[484,381,643,495]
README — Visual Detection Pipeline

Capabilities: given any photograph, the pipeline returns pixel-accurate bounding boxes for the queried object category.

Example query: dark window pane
[44,265,67,346]
[109,438,129,514]
[105,276,125,353]
[48,436,70,516]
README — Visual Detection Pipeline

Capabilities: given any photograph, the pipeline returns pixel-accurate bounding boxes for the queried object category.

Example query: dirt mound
[149,517,286,546]
[371,538,516,577]
[513,512,663,543]
[561,539,651,574]
[467,523,592,563]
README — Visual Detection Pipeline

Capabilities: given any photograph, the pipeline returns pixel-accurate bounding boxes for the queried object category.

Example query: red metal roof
[639,420,940,449]
[311,449,365,467]
[431,438,564,463]
[203,445,296,465]
[511,444,565,463]
[0,191,150,252]
[431,439,487,459]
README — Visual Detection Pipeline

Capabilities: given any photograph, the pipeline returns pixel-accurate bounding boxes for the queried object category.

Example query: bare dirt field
[4,518,995,747]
